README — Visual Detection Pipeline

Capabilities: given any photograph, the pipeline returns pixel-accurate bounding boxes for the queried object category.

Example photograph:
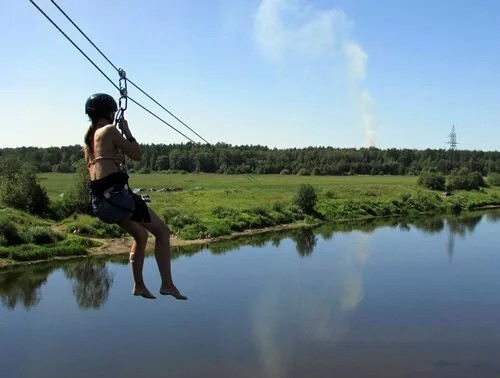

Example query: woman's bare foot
[133,285,156,299]
[160,284,187,300]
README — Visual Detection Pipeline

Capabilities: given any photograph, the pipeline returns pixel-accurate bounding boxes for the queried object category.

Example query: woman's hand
[118,118,133,139]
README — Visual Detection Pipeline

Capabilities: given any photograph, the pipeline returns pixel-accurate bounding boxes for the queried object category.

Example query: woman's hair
[83,123,95,159]
[83,93,118,160]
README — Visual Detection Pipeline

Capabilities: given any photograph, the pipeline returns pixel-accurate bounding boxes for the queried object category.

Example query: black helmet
[85,93,117,118]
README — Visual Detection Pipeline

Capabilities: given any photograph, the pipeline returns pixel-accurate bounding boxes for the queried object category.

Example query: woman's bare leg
[141,209,187,300]
[120,219,155,299]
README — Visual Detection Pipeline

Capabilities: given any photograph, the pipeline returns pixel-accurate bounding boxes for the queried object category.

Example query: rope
[29,0,262,186]
[28,0,197,144]
[48,0,209,144]
[28,0,118,91]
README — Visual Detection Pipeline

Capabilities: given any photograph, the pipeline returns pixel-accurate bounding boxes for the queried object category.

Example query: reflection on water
[1,211,500,378]
[0,264,51,309]
[63,261,113,309]
[0,212,495,311]
[0,257,120,310]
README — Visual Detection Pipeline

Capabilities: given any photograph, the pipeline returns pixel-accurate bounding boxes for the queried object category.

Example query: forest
[1,143,499,176]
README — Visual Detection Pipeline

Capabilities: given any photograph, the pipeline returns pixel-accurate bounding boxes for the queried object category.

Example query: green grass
[0,206,101,262]
[36,173,500,240]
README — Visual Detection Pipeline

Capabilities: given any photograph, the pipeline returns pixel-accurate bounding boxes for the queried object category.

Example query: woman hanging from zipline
[83,93,186,300]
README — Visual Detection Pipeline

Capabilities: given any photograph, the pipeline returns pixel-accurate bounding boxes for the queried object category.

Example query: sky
[1,0,499,150]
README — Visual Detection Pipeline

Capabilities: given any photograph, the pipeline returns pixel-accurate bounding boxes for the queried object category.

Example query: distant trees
[2,144,500,177]
[418,168,487,191]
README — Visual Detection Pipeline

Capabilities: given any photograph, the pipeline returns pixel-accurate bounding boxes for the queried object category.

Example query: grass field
[1,172,498,264]
[40,172,420,215]
[40,172,500,231]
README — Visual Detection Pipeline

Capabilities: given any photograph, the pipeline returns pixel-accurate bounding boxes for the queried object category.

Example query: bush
[0,157,50,216]
[170,214,202,231]
[178,223,206,240]
[447,168,486,191]
[23,226,63,245]
[49,160,91,219]
[0,218,24,246]
[204,220,231,237]
[311,167,322,176]
[280,169,290,175]
[211,206,238,219]
[63,215,123,238]
[294,184,317,215]
[9,245,87,262]
[296,168,309,176]
[487,173,500,186]
[418,171,446,191]
[163,208,181,224]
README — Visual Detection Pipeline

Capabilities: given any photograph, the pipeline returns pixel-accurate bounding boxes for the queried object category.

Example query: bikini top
[87,155,123,168]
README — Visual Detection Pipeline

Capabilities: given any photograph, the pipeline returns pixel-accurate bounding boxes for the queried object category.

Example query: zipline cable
[28,0,262,186]
[28,0,118,91]
[28,0,198,144]
[48,0,210,145]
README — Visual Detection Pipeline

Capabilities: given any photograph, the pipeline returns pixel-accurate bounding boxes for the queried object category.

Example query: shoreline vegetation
[1,173,500,268]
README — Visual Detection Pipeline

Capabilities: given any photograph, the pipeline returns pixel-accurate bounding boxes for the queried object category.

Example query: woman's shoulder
[96,124,119,138]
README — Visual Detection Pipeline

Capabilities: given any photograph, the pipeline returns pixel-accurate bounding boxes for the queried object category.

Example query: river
[1,211,500,377]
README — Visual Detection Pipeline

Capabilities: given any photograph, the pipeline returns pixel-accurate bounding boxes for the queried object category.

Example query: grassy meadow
[41,172,420,218]
[40,172,500,239]
[1,172,499,265]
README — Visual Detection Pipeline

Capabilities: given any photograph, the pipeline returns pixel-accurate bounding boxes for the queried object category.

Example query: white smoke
[253,0,376,146]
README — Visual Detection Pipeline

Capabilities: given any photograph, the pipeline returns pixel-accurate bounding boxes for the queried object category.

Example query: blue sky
[1,0,499,150]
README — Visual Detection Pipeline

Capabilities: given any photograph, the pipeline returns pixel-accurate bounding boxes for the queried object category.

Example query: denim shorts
[91,186,135,224]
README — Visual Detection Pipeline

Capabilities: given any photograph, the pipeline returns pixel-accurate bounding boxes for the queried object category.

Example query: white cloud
[253,0,287,60]
[253,0,377,146]
[361,89,376,147]
[343,41,367,81]
[253,0,350,60]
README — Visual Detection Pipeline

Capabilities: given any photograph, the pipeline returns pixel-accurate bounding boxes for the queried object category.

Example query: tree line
[1,144,500,175]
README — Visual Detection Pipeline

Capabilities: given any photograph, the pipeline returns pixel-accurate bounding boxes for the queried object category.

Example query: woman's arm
[109,122,142,160]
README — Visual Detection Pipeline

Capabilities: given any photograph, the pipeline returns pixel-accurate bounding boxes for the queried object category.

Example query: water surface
[1,212,500,377]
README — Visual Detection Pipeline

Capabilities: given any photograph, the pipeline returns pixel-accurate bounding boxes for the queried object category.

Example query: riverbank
[0,222,312,269]
[2,174,500,268]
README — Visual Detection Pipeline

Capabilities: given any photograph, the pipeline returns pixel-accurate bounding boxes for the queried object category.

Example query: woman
[84,93,186,300]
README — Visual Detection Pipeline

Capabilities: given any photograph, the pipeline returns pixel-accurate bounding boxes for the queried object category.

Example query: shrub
[447,168,486,191]
[311,167,322,176]
[324,190,335,199]
[272,201,285,212]
[280,169,290,175]
[204,220,231,237]
[487,173,500,186]
[178,223,206,240]
[418,171,446,191]
[63,216,122,238]
[170,214,202,231]
[23,226,63,245]
[10,245,87,262]
[0,218,24,246]
[296,168,309,176]
[163,208,181,223]
[0,157,50,216]
[294,184,317,215]
[211,206,238,219]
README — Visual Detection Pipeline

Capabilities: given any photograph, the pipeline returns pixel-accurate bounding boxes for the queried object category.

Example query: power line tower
[447,125,458,150]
